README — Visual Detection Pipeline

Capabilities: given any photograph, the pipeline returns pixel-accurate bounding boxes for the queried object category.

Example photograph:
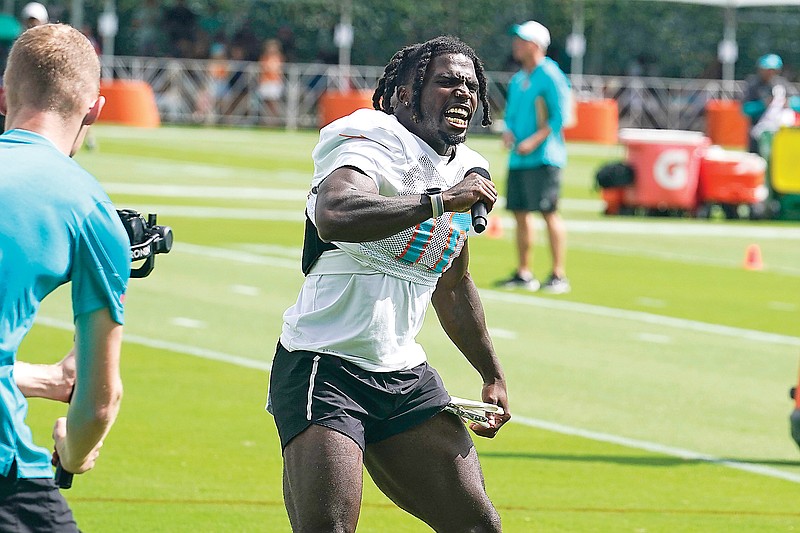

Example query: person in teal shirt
[0,23,129,531]
[499,20,571,294]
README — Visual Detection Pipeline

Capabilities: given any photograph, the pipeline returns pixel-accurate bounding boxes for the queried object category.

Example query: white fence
[103,55,761,133]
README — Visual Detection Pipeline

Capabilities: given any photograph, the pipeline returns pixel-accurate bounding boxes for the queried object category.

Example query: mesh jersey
[281,109,489,371]
[307,109,488,286]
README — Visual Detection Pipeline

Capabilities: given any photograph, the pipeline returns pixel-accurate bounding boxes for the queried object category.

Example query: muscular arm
[54,307,123,474]
[431,243,510,437]
[315,166,432,242]
[315,166,497,243]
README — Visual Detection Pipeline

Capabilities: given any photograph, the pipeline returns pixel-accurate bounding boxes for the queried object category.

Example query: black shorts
[0,466,79,532]
[506,165,562,213]
[267,343,451,451]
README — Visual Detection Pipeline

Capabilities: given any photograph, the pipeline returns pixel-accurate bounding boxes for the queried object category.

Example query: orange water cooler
[99,80,160,128]
[705,99,749,149]
[564,99,619,145]
[698,147,767,206]
[619,128,710,210]
[318,90,373,128]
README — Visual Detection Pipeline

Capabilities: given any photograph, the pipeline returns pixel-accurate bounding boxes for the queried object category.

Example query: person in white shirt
[267,35,511,532]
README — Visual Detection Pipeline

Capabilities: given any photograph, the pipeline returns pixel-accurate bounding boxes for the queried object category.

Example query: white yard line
[169,317,207,329]
[104,183,307,200]
[127,201,800,241]
[34,316,272,372]
[479,290,800,348]
[34,243,800,484]
[33,313,800,484]
[178,242,299,268]
[175,242,800,349]
[512,416,800,484]
[569,241,800,274]
[132,205,306,221]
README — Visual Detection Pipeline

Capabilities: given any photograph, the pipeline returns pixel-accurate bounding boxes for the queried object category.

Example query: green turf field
[19,125,800,532]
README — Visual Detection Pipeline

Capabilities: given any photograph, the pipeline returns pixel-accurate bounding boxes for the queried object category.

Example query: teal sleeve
[742,100,766,119]
[71,202,131,325]
[545,75,568,133]
[789,96,800,113]
[504,84,518,132]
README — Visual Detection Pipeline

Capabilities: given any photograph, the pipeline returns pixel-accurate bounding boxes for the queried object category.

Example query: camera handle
[130,235,158,278]
[129,213,173,278]
[55,462,72,489]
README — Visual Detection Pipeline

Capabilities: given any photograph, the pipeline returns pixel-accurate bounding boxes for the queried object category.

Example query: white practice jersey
[281,109,488,371]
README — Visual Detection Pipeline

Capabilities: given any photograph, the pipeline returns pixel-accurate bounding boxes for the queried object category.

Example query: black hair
[372,35,491,127]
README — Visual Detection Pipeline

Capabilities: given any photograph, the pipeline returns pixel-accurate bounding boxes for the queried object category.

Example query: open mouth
[444,106,471,129]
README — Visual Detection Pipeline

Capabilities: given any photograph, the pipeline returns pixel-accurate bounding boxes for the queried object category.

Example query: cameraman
[0,24,129,531]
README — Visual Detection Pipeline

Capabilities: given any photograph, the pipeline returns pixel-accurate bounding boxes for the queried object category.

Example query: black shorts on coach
[0,464,79,533]
[506,165,562,213]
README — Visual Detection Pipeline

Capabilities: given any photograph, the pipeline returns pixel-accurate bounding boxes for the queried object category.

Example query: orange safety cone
[743,244,763,271]
[486,216,504,239]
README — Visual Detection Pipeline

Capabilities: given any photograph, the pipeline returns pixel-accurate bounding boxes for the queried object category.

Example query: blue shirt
[0,129,130,479]
[504,57,570,169]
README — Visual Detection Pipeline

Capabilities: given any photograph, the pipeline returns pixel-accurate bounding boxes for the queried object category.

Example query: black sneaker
[497,272,540,291]
[539,274,571,294]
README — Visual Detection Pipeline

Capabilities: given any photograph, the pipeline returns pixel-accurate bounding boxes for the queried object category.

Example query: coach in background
[741,53,800,156]
[498,20,571,294]
[268,36,511,532]
[0,24,129,530]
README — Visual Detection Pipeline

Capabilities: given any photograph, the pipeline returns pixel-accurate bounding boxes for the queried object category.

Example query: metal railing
[103,55,777,133]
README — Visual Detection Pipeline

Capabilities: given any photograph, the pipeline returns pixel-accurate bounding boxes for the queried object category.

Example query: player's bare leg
[513,210,534,277]
[282,425,364,533]
[542,210,566,278]
[282,463,300,531]
[364,412,501,533]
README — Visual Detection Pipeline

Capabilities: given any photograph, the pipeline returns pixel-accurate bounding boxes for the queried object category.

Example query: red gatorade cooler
[698,147,767,205]
[619,128,710,210]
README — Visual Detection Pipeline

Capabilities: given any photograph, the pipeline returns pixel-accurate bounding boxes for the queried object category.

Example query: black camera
[55,209,173,489]
[116,209,173,278]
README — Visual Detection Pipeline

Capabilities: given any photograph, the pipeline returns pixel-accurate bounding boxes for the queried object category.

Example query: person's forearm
[316,188,434,243]
[14,351,75,402]
[61,380,122,472]
[529,126,551,146]
[516,126,551,155]
[315,167,495,243]
[432,273,505,383]
[13,361,62,398]
[60,312,124,473]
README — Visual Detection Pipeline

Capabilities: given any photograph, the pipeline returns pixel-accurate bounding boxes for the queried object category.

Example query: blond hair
[4,24,100,119]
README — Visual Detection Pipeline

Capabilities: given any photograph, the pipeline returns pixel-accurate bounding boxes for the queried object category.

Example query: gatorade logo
[653,149,689,190]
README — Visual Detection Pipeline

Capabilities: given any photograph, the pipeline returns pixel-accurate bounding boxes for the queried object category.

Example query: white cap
[22,2,48,24]
[510,20,550,51]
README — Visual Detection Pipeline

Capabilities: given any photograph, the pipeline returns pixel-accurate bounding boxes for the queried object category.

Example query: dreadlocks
[372,36,492,127]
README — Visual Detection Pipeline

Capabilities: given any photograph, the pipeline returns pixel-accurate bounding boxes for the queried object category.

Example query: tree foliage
[72,0,800,80]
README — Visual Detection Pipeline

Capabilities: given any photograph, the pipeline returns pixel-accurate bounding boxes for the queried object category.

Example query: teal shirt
[504,57,570,169]
[0,129,130,479]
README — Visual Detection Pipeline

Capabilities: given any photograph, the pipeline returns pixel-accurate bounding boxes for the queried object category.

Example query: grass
[18,125,800,532]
